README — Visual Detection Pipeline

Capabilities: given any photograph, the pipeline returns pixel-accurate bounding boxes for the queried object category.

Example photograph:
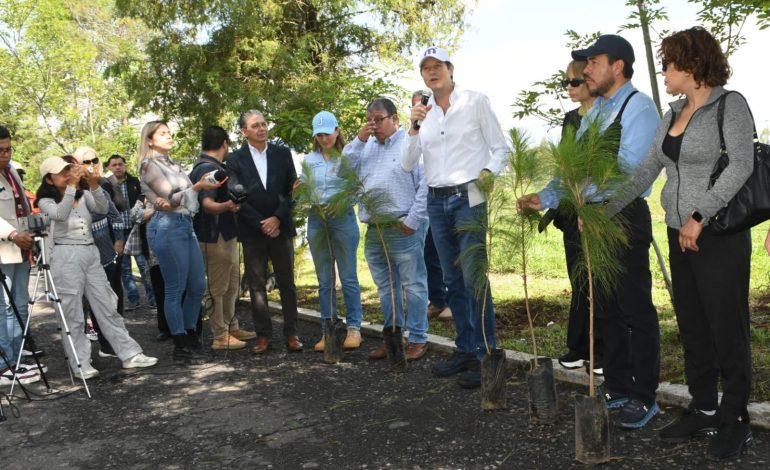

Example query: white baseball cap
[419,46,451,67]
[39,156,71,177]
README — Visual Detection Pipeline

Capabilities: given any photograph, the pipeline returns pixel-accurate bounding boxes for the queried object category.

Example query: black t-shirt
[188,154,238,243]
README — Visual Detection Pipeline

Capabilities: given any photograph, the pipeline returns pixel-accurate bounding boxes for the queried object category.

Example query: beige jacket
[0,167,30,264]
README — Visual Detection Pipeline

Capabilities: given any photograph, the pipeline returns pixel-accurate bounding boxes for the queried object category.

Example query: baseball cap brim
[39,157,71,178]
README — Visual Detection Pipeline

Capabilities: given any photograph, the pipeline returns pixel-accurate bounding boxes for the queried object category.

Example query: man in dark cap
[518,34,661,429]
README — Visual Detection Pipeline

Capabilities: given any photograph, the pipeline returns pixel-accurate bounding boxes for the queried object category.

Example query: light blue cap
[312,111,338,136]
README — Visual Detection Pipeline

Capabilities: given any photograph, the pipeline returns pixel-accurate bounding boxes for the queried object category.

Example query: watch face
[692,211,703,223]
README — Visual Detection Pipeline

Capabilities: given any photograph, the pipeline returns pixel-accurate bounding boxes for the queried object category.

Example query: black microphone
[413,90,432,131]
[228,183,247,204]
[203,169,228,185]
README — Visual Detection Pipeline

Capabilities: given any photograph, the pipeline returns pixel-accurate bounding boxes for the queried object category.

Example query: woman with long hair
[299,111,363,352]
[137,121,220,363]
[36,157,157,379]
[606,27,754,460]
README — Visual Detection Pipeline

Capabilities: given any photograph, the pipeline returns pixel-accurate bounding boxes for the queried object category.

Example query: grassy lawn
[281,177,770,401]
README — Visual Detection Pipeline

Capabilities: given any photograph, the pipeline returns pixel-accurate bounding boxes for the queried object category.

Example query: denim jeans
[147,212,206,335]
[428,191,495,358]
[307,208,362,330]
[364,221,429,343]
[122,252,154,303]
[424,227,448,309]
[0,262,30,368]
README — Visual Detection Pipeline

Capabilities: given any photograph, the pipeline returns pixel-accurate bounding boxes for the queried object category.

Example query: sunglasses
[81,158,100,165]
[561,78,586,88]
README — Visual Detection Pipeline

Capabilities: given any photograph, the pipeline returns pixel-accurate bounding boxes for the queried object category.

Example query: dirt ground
[1,302,769,469]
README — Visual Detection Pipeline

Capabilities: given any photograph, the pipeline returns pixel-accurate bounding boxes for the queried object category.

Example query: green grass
[281,177,770,401]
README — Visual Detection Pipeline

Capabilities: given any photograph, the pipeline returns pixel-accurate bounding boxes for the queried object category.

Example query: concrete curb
[278,301,770,430]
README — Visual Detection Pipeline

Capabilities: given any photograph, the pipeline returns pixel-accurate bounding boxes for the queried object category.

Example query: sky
[395,0,770,143]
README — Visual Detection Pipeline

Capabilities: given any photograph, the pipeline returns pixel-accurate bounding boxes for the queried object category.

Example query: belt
[54,242,94,246]
[429,183,469,197]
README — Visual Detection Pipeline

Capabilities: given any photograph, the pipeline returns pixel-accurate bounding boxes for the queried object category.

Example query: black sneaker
[432,351,477,377]
[558,351,585,369]
[707,420,753,461]
[615,399,659,429]
[457,361,482,389]
[597,383,629,409]
[659,407,719,443]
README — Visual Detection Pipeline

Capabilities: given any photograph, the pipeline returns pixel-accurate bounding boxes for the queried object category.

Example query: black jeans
[596,199,660,406]
[554,206,603,361]
[242,237,299,339]
[668,226,752,423]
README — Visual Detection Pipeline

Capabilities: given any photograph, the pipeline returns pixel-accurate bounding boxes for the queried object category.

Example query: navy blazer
[226,142,297,242]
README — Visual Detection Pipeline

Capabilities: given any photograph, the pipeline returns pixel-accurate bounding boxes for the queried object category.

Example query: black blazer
[227,142,297,242]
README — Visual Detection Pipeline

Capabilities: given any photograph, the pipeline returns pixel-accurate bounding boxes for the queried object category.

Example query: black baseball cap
[571,34,635,65]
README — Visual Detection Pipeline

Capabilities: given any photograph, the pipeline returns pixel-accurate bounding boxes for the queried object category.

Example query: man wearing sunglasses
[402,46,510,389]
[343,98,430,363]
[519,35,662,430]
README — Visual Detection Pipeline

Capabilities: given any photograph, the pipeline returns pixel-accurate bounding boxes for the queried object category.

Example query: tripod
[9,232,91,399]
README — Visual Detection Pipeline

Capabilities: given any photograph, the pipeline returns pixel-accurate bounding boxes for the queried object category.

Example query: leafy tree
[111,0,470,155]
[0,0,146,185]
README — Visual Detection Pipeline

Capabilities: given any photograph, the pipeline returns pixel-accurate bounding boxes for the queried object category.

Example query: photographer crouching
[36,157,158,379]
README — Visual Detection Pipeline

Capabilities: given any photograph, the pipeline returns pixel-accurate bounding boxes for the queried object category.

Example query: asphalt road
[1,302,768,469]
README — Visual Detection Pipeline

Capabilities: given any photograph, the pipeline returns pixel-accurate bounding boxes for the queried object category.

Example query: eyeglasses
[369,115,393,126]
[561,78,586,89]
[0,146,13,155]
[81,158,100,165]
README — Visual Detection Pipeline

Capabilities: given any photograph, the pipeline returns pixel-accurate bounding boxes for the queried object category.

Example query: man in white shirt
[402,46,510,389]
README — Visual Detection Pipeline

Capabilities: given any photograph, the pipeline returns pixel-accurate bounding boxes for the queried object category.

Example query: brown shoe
[405,342,428,362]
[343,329,362,349]
[230,329,257,341]
[286,335,304,352]
[428,303,445,319]
[211,334,246,350]
[314,336,325,352]
[368,343,387,360]
[437,307,452,321]
[250,337,271,354]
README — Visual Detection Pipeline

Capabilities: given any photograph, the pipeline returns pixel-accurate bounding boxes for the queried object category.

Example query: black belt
[429,183,469,197]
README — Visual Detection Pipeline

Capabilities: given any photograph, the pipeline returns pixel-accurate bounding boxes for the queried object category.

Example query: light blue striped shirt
[343,128,427,229]
[300,151,350,205]
[538,81,660,209]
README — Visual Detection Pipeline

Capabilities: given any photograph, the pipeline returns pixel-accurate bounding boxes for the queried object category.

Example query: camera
[27,213,51,233]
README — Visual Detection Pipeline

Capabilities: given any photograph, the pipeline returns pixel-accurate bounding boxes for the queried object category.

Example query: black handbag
[708,91,770,235]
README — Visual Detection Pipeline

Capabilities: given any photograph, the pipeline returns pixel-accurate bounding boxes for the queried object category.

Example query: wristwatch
[691,211,704,223]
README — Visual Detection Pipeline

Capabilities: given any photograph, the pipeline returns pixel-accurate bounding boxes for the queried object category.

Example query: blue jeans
[364,222,429,343]
[428,191,495,358]
[147,212,206,335]
[425,227,448,309]
[307,208,362,330]
[0,262,30,367]
[122,252,154,303]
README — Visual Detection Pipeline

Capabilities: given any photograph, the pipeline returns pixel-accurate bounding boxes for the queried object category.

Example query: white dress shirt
[249,143,268,190]
[401,86,510,187]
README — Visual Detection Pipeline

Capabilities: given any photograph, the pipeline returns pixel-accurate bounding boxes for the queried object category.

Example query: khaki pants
[199,235,240,338]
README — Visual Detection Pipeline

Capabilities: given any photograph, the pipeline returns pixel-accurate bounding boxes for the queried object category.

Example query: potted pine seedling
[357,185,406,372]
[457,172,513,410]
[508,128,557,424]
[294,155,360,364]
[545,121,628,464]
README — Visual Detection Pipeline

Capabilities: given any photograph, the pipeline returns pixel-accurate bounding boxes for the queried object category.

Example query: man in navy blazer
[227,110,302,354]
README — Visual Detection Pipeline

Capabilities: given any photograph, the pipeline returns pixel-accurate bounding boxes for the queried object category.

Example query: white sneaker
[20,362,48,374]
[98,349,118,358]
[0,366,40,384]
[122,353,158,369]
[73,366,100,380]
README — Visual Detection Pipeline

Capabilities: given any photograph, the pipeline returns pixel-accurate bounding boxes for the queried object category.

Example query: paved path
[1,302,768,469]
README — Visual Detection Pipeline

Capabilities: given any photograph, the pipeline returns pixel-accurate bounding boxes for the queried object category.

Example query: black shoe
[172,335,208,364]
[707,420,753,461]
[597,383,629,409]
[558,351,585,369]
[615,400,659,429]
[186,329,209,355]
[659,407,719,443]
[457,361,482,389]
[432,351,477,377]
[156,332,171,342]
